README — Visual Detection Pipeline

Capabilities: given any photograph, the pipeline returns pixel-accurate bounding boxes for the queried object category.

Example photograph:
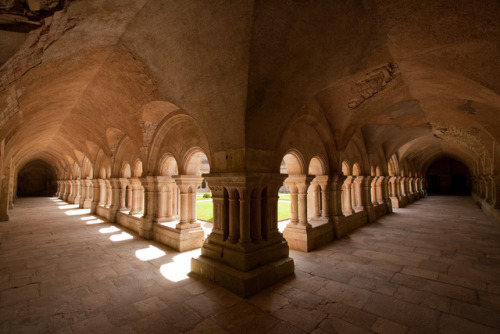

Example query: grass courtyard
[196,193,291,222]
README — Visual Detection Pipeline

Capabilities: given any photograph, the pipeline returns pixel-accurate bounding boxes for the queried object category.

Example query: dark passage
[17,160,57,197]
[426,157,471,195]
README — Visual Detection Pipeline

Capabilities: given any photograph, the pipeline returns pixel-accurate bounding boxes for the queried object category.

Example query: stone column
[90,179,100,214]
[63,180,71,202]
[381,176,393,213]
[297,180,311,227]
[192,173,293,297]
[342,176,355,215]
[108,178,122,223]
[0,175,9,221]
[55,180,61,197]
[360,176,376,222]
[405,177,415,203]
[96,179,106,206]
[60,180,66,199]
[118,178,127,211]
[73,179,82,205]
[173,175,203,229]
[83,178,93,209]
[312,175,329,219]
[79,179,86,208]
[105,179,112,208]
[389,176,400,208]
[285,181,298,225]
[138,176,157,239]
[488,175,500,209]
[351,176,364,212]
[129,178,143,215]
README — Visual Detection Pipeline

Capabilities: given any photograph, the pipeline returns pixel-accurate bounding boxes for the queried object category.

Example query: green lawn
[196,196,291,222]
[196,200,214,222]
[196,192,211,200]
[278,193,291,201]
[277,201,291,221]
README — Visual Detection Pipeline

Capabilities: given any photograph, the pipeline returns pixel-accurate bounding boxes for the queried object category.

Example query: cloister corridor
[1,195,499,333]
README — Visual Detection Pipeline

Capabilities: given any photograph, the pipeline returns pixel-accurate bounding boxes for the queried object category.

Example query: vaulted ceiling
[1,0,499,176]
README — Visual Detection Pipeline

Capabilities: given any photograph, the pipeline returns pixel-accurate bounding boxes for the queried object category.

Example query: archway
[17,160,57,197]
[426,157,471,195]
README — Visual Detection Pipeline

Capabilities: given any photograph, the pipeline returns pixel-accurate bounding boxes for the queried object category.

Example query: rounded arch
[147,113,211,175]
[121,162,132,178]
[282,150,306,175]
[352,163,361,176]
[94,150,111,179]
[159,153,179,176]
[16,159,57,197]
[277,111,335,175]
[388,154,400,176]
[112,135,141,177]
[308,156,327,176]
[71,162,81,179]
[182,147,210,176]
[133,160,143,178]
[341,160,351,176]
[81,156,94,179]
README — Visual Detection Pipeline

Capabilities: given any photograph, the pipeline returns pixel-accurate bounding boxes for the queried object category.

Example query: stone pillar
[55,180,61,197]
[488,175,500,209]
[83,178,93,209]
[90,179,100,214]
[79,179,86,208]
[312,175,329,219]
[63,180,70,202]
[381,176,393,213]
[129,178,143,215]
[105,179,112,208]
[0,175,10,221]
[342,176,355,215]
[360,176,376,222]
[191,173,293,297]
[329,174,346,238]
[152,175,204,251]
[119,178,128,211]
[138,176,157,239]
[286,182,299,225]
[405,177,415,203]
[60,180,66,200]
[351,176,364,212]
[73,179,82,205]
[154,176,175,222]
[108,178,122,223]
[97,179,106,206]
[389,176,400,208]
[174,175,203,229]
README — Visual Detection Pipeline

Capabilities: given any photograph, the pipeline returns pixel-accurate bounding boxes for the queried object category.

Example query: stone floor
[1,196,500,333]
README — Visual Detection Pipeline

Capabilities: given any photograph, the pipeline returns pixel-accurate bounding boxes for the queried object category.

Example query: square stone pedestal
[191,254,294,297]
[153,221,204,252]
[283,219,334,252]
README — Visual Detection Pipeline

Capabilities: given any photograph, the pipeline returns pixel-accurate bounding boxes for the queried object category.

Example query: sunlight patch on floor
[58,204,80,210]
[65,208,91,216]
[99,226,120,234]
[160,249,201,282]
[135,245,166,261]
[110,232,134,241]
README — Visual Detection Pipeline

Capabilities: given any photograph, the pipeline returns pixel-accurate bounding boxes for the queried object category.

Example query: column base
[390,196,400,208]
[283,219,333,252]
[153,222,204,251]
[82,199,92,209]
[0,214,8,222]
[191,255,294,297]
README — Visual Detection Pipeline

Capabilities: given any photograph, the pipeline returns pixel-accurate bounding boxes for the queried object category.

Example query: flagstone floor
[1,196,499,333]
